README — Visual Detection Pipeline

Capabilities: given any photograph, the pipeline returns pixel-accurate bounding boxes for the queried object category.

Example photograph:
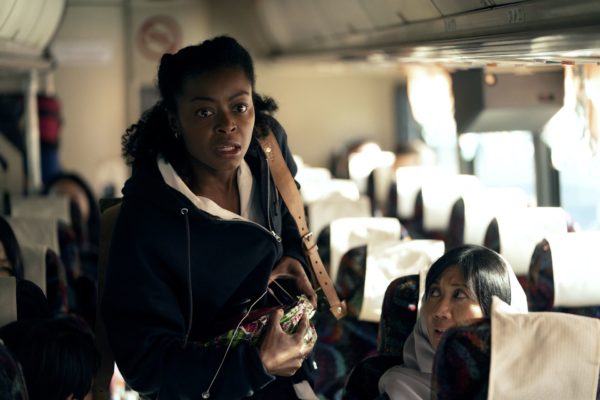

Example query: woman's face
[172,67,255,178]
[0,241,12,277]
[422,265,484,350]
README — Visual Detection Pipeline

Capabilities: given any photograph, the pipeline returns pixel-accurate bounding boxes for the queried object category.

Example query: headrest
[295,166,332,204]
[349,150,395,194]
[0,277,17,328]
[330,217,402,282]
[546,232,600,307]
[308,195,371,239]
[489,297,600,400]
[10,195,71,226]
[462,187,529,245]
[395,166,443,219]
[421,174,481,231]
[4,216,60,255]
[360,239,444,322]
[19,244,47,295]
[495,207,568,274]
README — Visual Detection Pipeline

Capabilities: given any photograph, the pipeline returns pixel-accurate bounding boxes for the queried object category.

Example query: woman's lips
[215,143,242,157]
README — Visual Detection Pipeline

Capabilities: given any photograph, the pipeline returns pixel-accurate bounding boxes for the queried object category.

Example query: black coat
[102,120,307,399]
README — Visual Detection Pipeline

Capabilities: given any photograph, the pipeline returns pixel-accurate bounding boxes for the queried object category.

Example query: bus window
[461,131,537,204]
[559,155,600,230]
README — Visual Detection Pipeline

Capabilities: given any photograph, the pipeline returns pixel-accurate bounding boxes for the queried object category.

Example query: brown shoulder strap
[258,131,347,320]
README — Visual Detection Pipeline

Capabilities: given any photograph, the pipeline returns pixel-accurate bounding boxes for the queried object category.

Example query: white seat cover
[5,216,60,255]
[308,195,371,239]
[489,297,600,400]
[496,207,568,274]
[359,239,444,322]
[462,187,529,245]
[546,232,600,307]
[20,243,47,295]
[0,277,17,328]
[10,195,71,226]
[422,174,481,232]
[395,166,443,219]
[330,217,402,282]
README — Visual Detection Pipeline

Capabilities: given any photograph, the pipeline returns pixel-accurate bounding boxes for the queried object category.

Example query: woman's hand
[259,309,315,376]
[270,256,317,307]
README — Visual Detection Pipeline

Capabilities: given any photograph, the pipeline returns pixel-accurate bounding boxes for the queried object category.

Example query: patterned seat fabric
[431,319,492,400]
[527,239,600,318]
[314,245,378,399]
[378,275,419,355]
[343,274,420,400]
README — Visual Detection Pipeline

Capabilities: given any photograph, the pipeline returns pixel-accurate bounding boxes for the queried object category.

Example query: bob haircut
[424,244,511,317]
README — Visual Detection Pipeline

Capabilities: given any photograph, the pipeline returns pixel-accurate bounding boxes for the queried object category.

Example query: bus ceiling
[253,0,600,68]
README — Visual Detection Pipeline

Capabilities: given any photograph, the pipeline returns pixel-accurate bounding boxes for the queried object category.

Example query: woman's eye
[428,287,440,298]
[234,104,248,113]
[196,108,214,118]
[454,289,468,299]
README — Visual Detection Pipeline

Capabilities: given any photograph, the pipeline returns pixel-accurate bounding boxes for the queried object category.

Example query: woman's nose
[216,113,237,133]
[432,297,451,319]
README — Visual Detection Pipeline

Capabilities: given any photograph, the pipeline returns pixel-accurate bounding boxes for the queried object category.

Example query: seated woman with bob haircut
[378,244,528,400]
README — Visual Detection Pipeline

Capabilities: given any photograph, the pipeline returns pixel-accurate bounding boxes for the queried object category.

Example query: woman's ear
[167,112,181,139]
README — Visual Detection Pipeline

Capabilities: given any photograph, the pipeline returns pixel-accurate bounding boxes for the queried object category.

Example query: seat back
[330,217,402,281]
[343,274,420,400]
[484,207,569,276]
[447,187,529,249]
[528,232,600,316]
[377,274,420,355]
[431,319,492,400]
[360,239,443,323]
[9,195,71,226]
[92,199,122,400]
[19,243,47,294]
[5,216,60,256]
[0,277,17,328]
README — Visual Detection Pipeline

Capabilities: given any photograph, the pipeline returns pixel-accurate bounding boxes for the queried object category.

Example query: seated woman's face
[0,241,13,277]
[422,265,484,350]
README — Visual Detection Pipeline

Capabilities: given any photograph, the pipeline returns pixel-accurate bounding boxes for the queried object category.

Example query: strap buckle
[301,231,316,252]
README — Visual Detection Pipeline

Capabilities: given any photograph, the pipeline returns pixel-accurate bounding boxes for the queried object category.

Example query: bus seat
[420,173,481,245]
[394,166,442,235]
[0,339,28,398]
[308,195,371,242]
[483,207,570,277]
[432,299,600,400]
[528,232,600,317]
[9,195,71,226]
[44,247,69,315]
[447,187,529,250]
[19,244,47,294]
[343,274,420,400]
[92,199,122,400]
[329,217,403,282]
[360,239,443,324]
[0,277,17,328]
[5,216,60,256]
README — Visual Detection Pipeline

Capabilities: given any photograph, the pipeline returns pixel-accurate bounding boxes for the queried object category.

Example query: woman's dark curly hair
[122,36,278,181]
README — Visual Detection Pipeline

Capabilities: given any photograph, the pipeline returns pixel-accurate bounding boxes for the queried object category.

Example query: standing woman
[102,36,317,399]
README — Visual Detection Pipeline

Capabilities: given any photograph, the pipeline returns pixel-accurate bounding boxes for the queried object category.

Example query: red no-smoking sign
[136,15,183,61]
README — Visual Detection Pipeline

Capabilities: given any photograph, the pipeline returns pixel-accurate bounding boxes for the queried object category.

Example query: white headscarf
[378,257,528,400]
